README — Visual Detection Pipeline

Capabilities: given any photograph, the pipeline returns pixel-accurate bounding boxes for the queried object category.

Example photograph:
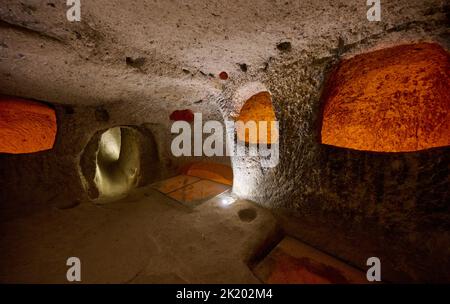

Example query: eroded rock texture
[0,96,56,154]
[321,43,450,152]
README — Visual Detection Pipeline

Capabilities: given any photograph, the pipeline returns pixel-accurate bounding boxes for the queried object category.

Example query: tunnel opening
[94,127,140,199]
[0,96,57,154]
[236,91,278,145]
[320,43,450,152]
[80,126,160,201]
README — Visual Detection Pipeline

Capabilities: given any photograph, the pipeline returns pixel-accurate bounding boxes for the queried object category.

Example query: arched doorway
[235,91,278,145]
[0,96,57,154]
[80,126,160,201]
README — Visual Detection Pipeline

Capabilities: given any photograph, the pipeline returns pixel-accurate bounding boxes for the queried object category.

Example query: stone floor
[252,237,366,284]
[152,175,230,207]
[0,175,367,284]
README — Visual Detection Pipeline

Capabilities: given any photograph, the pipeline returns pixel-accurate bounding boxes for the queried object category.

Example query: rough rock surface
[0,96,56,153]
[321,43,450,152]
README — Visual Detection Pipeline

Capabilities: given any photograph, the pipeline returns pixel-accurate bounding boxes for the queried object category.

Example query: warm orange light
[183,161,233,186]
[0,96,57,154]
[321,43,450,152]
[236,91,277,144]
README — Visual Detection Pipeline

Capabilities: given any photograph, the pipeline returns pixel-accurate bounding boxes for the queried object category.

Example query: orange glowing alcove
[182,162,233,186]
[236,91,278,144]
[0,96,57,154]
[321,43,450,152]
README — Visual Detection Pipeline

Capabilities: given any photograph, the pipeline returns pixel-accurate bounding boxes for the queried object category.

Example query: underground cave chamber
[0,40,449,283]
[0,0,449,284]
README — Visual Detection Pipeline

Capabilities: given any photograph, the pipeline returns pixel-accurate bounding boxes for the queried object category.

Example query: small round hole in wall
[238,207,257,222]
